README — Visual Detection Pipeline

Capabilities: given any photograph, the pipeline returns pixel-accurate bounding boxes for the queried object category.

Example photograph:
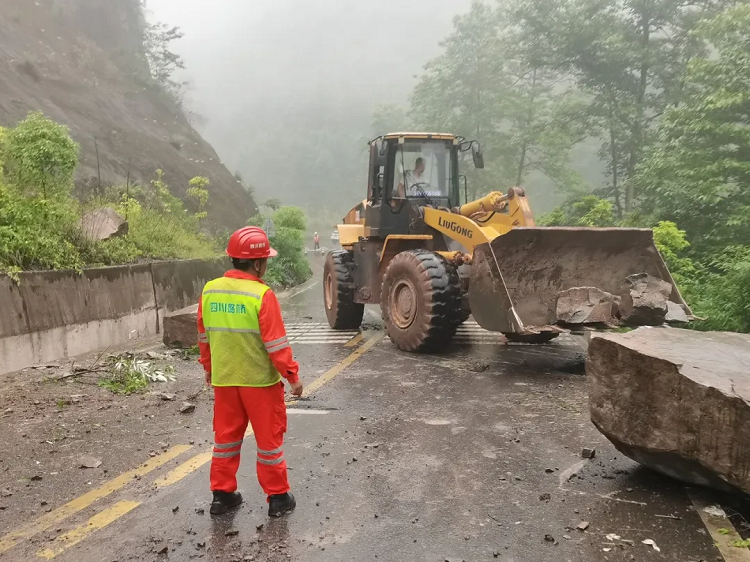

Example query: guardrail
[0,259,228,376]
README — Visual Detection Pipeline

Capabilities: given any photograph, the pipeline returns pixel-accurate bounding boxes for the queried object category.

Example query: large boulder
[618,273,671,325]
[162,304,198,348]
[555,287,619,325]
[588,327,750,494]
[79,208,128,241]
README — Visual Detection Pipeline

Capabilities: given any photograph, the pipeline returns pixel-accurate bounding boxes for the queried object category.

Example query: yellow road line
[305,332,384,395]
[36,501,140,560]
[688,489,750,562]
[153,451,213,489]
[0,445,190,555]
[153,332,384,490]
[344,333,364,348]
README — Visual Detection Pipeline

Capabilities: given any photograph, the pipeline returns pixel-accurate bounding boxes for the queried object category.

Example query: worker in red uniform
[197,226,303,517]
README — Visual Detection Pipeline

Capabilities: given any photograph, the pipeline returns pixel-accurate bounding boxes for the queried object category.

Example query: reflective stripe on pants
[210,383,289,497]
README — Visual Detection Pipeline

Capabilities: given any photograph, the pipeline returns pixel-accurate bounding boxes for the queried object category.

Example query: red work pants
[210,382,290,498]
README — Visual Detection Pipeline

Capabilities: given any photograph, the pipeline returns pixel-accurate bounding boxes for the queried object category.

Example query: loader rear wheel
[503,332,559,344]
[381,250,461,352]
[324,250,364,330]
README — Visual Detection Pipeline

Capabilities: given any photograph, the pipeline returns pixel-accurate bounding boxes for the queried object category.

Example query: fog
[146,0,474,209]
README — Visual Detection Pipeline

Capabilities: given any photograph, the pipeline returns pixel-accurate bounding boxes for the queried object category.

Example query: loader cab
[366,133,470,237]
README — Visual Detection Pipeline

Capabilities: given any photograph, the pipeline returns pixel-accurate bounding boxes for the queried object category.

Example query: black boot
[268,492,296,517]
[210,491,243,515]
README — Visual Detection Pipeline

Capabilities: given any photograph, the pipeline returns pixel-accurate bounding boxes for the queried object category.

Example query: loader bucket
[469,227,691,334]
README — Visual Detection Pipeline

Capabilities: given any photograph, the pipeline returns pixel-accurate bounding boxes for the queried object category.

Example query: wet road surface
[1,256,749,562]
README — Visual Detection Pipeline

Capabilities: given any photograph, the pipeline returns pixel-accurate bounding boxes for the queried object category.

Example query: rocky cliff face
[0,0,256,227]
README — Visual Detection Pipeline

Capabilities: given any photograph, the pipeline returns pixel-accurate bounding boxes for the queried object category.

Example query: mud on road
[1,261,749,562]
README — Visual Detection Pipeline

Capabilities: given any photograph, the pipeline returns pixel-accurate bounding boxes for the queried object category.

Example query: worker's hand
[204,370,211,385]
[289,380,303,397]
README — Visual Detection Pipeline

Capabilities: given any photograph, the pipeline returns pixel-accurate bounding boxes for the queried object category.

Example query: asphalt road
[1,255,748,562]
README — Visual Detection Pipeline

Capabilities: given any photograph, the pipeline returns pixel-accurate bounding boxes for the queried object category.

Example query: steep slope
[0,0,256,227]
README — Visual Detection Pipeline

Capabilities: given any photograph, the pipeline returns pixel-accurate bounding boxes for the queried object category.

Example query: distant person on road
[197,226,302,518]
[313,232,320,251]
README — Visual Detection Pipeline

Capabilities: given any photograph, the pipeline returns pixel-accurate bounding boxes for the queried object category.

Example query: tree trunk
[626,12,651,213]
[609,99,622,219]
[516,68,537,187]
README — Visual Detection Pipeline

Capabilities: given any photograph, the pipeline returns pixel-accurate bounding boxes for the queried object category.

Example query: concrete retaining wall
[0,258,227,375]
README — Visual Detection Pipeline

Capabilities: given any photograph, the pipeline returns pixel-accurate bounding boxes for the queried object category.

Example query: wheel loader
[323,132,691,351]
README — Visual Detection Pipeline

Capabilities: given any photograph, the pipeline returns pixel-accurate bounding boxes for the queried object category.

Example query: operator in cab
[396,157,430,198]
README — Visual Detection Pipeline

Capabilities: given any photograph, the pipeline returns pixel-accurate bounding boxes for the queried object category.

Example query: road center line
[36,500,141,560]
[0,445,191,555]
[344,333,364,347]
[153,331,385,489]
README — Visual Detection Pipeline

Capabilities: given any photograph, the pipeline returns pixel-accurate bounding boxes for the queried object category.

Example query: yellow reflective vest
[200,276,281,387]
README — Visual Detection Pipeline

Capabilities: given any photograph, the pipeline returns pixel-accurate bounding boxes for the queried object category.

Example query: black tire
[380,250,461,352]
[324,250,364,330]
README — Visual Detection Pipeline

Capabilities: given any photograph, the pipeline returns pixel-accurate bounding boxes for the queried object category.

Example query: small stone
[158,393,176,401]
[256,524,264,531]
[196,541,206,548]
[180,402,196,414]
[581,448,596,459]
[40,500,48,506]
[545,468,554,473]
[172,506,179,513]
[195,508,204,515]
[0,489,12,498]
[539,493,551,502]
[224,529,239,537]
[576,521,590,531]
[544,534,555,543]
[359,416,367,421]
[156,544,168,555]
[563,535,572,540]
[30,475,43,481]
[189,439,195,445]
[79,455,102,469]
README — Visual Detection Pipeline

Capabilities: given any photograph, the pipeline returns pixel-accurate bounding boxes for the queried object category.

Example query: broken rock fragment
[618,273,672,325]
[163,304,199,348]
[555,287,618,325]
[588,327,750,494]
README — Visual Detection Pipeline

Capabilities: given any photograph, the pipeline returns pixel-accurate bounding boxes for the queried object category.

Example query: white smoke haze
[146,0,475,212]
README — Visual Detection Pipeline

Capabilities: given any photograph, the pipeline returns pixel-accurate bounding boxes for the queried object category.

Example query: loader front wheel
[381,250,461,352]
[324,251,364,330]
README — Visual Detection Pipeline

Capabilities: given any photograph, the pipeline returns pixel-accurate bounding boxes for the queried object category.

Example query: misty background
[147,0,475,229]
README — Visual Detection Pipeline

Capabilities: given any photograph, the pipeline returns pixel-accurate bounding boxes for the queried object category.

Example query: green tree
[187,176,210,222]
[638,3,750,254]
[142,19,186,99]
[264,198,282,211]
[3,111,79,200]
[410,2,588,199]
[513,0,737,215]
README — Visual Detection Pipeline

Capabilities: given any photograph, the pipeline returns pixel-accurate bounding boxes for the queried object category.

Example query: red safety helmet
[226,226,277,259]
